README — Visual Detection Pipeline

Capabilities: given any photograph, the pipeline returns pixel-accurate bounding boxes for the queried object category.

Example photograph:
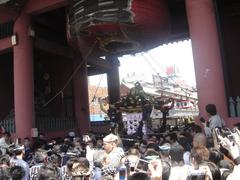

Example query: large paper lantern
[67,0,170,56]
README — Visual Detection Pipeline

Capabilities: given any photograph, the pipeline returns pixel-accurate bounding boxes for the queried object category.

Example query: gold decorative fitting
[96,32,139,53]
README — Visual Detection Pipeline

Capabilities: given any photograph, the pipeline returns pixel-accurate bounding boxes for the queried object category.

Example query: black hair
[169,133,178,142]
[209,148,224,166]
[178,137,192,152]
[221,170,231,180]
[146,143,159,152]
[10,166,25,180]
[128,172,150,180]
[38,164,59,180]
[200,161,221,180]
[14,149,23,156]
[192,124,202,133]
[205,104,217,116]
[170,146,184,164]
[187,174,205,180]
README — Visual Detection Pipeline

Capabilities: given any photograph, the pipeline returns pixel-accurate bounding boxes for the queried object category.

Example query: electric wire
[140,52,160,76]
[145,52,168,77]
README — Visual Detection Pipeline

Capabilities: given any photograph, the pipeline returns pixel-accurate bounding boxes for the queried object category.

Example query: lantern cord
[43,40,98,107]
[89,74,104,105]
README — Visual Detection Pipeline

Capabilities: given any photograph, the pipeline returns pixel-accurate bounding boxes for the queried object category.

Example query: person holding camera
[0,132,13,155]
[215,128,240,180]
[103,133,125,169]
[201,104,225,137]
[10,146,30,180]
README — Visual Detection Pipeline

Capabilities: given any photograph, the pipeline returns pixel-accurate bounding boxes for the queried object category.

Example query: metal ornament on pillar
[11,34,17,45]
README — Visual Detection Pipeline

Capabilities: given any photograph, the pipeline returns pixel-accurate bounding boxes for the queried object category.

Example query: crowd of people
[0,104,240,180]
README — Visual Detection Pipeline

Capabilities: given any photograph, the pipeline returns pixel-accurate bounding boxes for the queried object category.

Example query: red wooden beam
[34,37,113,70]
[24,0,69,15]
[87,56,113,70]
[0,36,13,53]
[0,6,17,23]
[87,66,107,76]
[34,37,73,59]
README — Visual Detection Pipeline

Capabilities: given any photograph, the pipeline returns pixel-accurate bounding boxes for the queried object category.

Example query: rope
[141,52,162,77]
[145,52,168,77]
[43,40,98,107]
[89,74,104,105]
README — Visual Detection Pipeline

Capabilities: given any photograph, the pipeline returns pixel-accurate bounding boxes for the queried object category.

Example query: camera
[215,128,234,142]
[228,134,234,141]
[135,159,149,172]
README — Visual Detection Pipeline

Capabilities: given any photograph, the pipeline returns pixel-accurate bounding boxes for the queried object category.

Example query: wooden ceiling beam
[34,37,73,59]
[0,36,13,53]
[87,66,107,76]
[87,56,113,70]
[25,0,69,15]
[34,37,118,75]
[0,6,17,23]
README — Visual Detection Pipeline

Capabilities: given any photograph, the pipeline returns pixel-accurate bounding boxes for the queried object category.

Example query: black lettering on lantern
[68,0,134,31]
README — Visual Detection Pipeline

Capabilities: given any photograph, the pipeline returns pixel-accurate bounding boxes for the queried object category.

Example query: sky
[88,40,196,87]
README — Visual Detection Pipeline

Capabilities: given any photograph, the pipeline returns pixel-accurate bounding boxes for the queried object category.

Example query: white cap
[68,131,75,137]
[13,145,24,151]
[103,133,118,143]
[159,143,171,151]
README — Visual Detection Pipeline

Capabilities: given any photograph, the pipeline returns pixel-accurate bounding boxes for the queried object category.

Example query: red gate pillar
[73,56,90,134]
[13,14,34,140]
[186,0,228,122]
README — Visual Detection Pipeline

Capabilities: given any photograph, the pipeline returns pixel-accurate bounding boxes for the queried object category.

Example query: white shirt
[169,165,193,180]
[209,114,225,129]
[86,145,95,170]
[0,137,10,155]
[204,114,225,137]
[183,151,191,165]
